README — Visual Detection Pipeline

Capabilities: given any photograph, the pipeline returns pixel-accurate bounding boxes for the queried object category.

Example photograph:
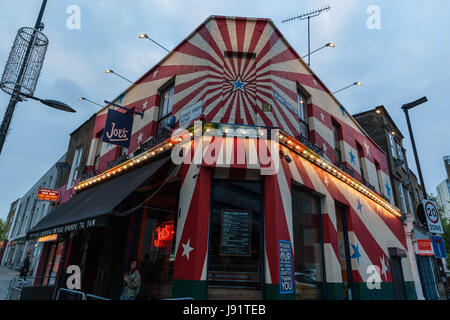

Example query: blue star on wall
[357,198,363,213]
[340,105,346,116]
[349,150,356,164]
[229,75,248,93]
[351,244,361,265]
[385,182,391,198]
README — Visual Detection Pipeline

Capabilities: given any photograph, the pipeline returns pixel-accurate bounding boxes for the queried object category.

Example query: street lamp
[20,93,76,113]
[401,96,428,197]
[138,33,170,52]
[105,69,133,84]
[302,42,335,59]
[78,97,103,108]
[332,81,362,95]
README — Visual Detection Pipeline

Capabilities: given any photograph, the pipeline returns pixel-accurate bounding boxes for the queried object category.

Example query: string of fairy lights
[74,122,402,219]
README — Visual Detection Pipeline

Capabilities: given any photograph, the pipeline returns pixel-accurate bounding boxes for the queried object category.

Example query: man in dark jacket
[20,250,32,279]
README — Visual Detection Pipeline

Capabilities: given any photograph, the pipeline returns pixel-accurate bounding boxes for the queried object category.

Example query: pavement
[0,266,19,300]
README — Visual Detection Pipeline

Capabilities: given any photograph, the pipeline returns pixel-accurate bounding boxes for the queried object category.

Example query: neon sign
[152,222,174,248]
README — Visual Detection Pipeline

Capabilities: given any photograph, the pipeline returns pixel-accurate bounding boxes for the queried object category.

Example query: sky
[0,0,449,220]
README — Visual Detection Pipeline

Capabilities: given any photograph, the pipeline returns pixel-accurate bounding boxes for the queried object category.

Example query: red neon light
[152,222,174,248]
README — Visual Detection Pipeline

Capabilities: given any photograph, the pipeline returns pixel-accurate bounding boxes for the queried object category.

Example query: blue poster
[430,235,447,258]
[279,240,294,294]
[102,109,133,148]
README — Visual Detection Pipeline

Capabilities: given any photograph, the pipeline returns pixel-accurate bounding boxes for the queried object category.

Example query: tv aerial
[282,5,331,66]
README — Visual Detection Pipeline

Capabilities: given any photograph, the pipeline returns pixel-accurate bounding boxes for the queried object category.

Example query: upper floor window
[395,142,406,169]
[67,147,83,188]
[332,119,342,163]
[94,131,104,172]
[374,160,383,193]
[297,87,310,139]
[356,142,366,184]
[388,132,397,158]
[396,180,407,213]
[157,84,175,136]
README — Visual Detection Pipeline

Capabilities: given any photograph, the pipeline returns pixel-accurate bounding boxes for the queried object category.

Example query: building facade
[29,16,416,300]
[3,154,66,278]
[436,156,450,219]
[0,198,20,264]
[353,105,441,300]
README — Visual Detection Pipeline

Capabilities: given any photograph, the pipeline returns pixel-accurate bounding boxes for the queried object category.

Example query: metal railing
[6,275,57,300]
[56,288,111,300]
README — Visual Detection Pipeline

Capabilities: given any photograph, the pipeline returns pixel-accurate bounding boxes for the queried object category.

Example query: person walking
[120,260,141,300]
[20,250,32,280]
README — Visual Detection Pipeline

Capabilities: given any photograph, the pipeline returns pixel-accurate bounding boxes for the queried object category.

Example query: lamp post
[105,69,133,84]
[138,33,170,52]
[0,0,76,156]
[401,96,428,198]
[78,97,103,108]
[301,42,335,59]
[332,81,362,95]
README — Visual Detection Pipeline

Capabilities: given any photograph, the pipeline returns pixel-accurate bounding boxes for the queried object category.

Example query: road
[0,266,18,299]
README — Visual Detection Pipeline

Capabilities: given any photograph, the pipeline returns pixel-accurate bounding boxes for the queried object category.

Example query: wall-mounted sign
[430,235,447,258]
[37,188,60,202]
[220,210,251,256]
[273,91,297,116]
[102,109,133,149]
[415,239,434,256]
[38,234,58,243]
[179,100,202,127]
[279,240,294,294]
[422,200,444,234]
[152,221,174,249]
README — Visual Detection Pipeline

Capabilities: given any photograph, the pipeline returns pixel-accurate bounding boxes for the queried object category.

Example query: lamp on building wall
[105,69,133,84]
[301,42,335,59]
[332,81,362,95]
[138,33,170,52]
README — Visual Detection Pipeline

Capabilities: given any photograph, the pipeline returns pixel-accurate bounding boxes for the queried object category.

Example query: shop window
[138,181,179,300]
[208,180,263,294]
[291,186,325,300]
[156,84,175,136]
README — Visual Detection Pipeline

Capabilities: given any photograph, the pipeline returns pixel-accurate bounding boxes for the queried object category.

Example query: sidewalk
[0,266,19,300]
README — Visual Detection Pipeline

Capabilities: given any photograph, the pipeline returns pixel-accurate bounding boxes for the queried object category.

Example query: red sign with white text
[37,188,60,202]
[416,239,434,256]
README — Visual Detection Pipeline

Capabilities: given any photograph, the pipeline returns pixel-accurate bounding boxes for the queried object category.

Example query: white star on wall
[320,112,325,121]
[323,143,328,153]
[324,176,329,187]
[182,238,194,260]
[143,101,148,110]
[363,141,371,156]
[137,132,143,144]
[380,256,387,279]
[153,70,158,78]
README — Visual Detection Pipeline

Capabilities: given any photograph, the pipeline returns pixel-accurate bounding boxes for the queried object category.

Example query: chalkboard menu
[220,210,251,256]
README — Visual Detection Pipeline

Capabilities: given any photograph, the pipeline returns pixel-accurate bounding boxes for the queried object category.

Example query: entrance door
[207,179,263,299]
[335,203,353,300]
[390,256,407,299]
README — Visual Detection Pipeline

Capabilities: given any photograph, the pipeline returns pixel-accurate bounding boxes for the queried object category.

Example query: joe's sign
[37,188,60,202]
[102,109,133,148]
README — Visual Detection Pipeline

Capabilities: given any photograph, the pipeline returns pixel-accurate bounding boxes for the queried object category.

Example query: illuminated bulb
[159,147,164,151]
[151,152,155,156]
[168,143,173,147]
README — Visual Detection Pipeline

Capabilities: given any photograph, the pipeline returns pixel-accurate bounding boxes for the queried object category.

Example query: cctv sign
[423,200,444,234]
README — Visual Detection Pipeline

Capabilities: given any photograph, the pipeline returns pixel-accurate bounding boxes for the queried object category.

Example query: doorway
[390,256,407,299]
[207,179,264,299]
[335,203,353,300]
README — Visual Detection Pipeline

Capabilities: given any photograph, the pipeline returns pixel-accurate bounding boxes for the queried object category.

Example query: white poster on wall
[179,100,203,127]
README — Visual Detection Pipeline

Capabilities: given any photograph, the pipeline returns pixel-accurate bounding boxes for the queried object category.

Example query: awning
[28,155,171,238]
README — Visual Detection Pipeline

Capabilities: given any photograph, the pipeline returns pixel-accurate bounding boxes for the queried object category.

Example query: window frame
[332,119,342,163]
[296,84,311,140]
[67,147,83,188]
[156,82,175,136]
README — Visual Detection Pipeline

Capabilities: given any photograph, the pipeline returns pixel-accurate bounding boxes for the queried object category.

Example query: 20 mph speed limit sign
[422,200,444,234]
